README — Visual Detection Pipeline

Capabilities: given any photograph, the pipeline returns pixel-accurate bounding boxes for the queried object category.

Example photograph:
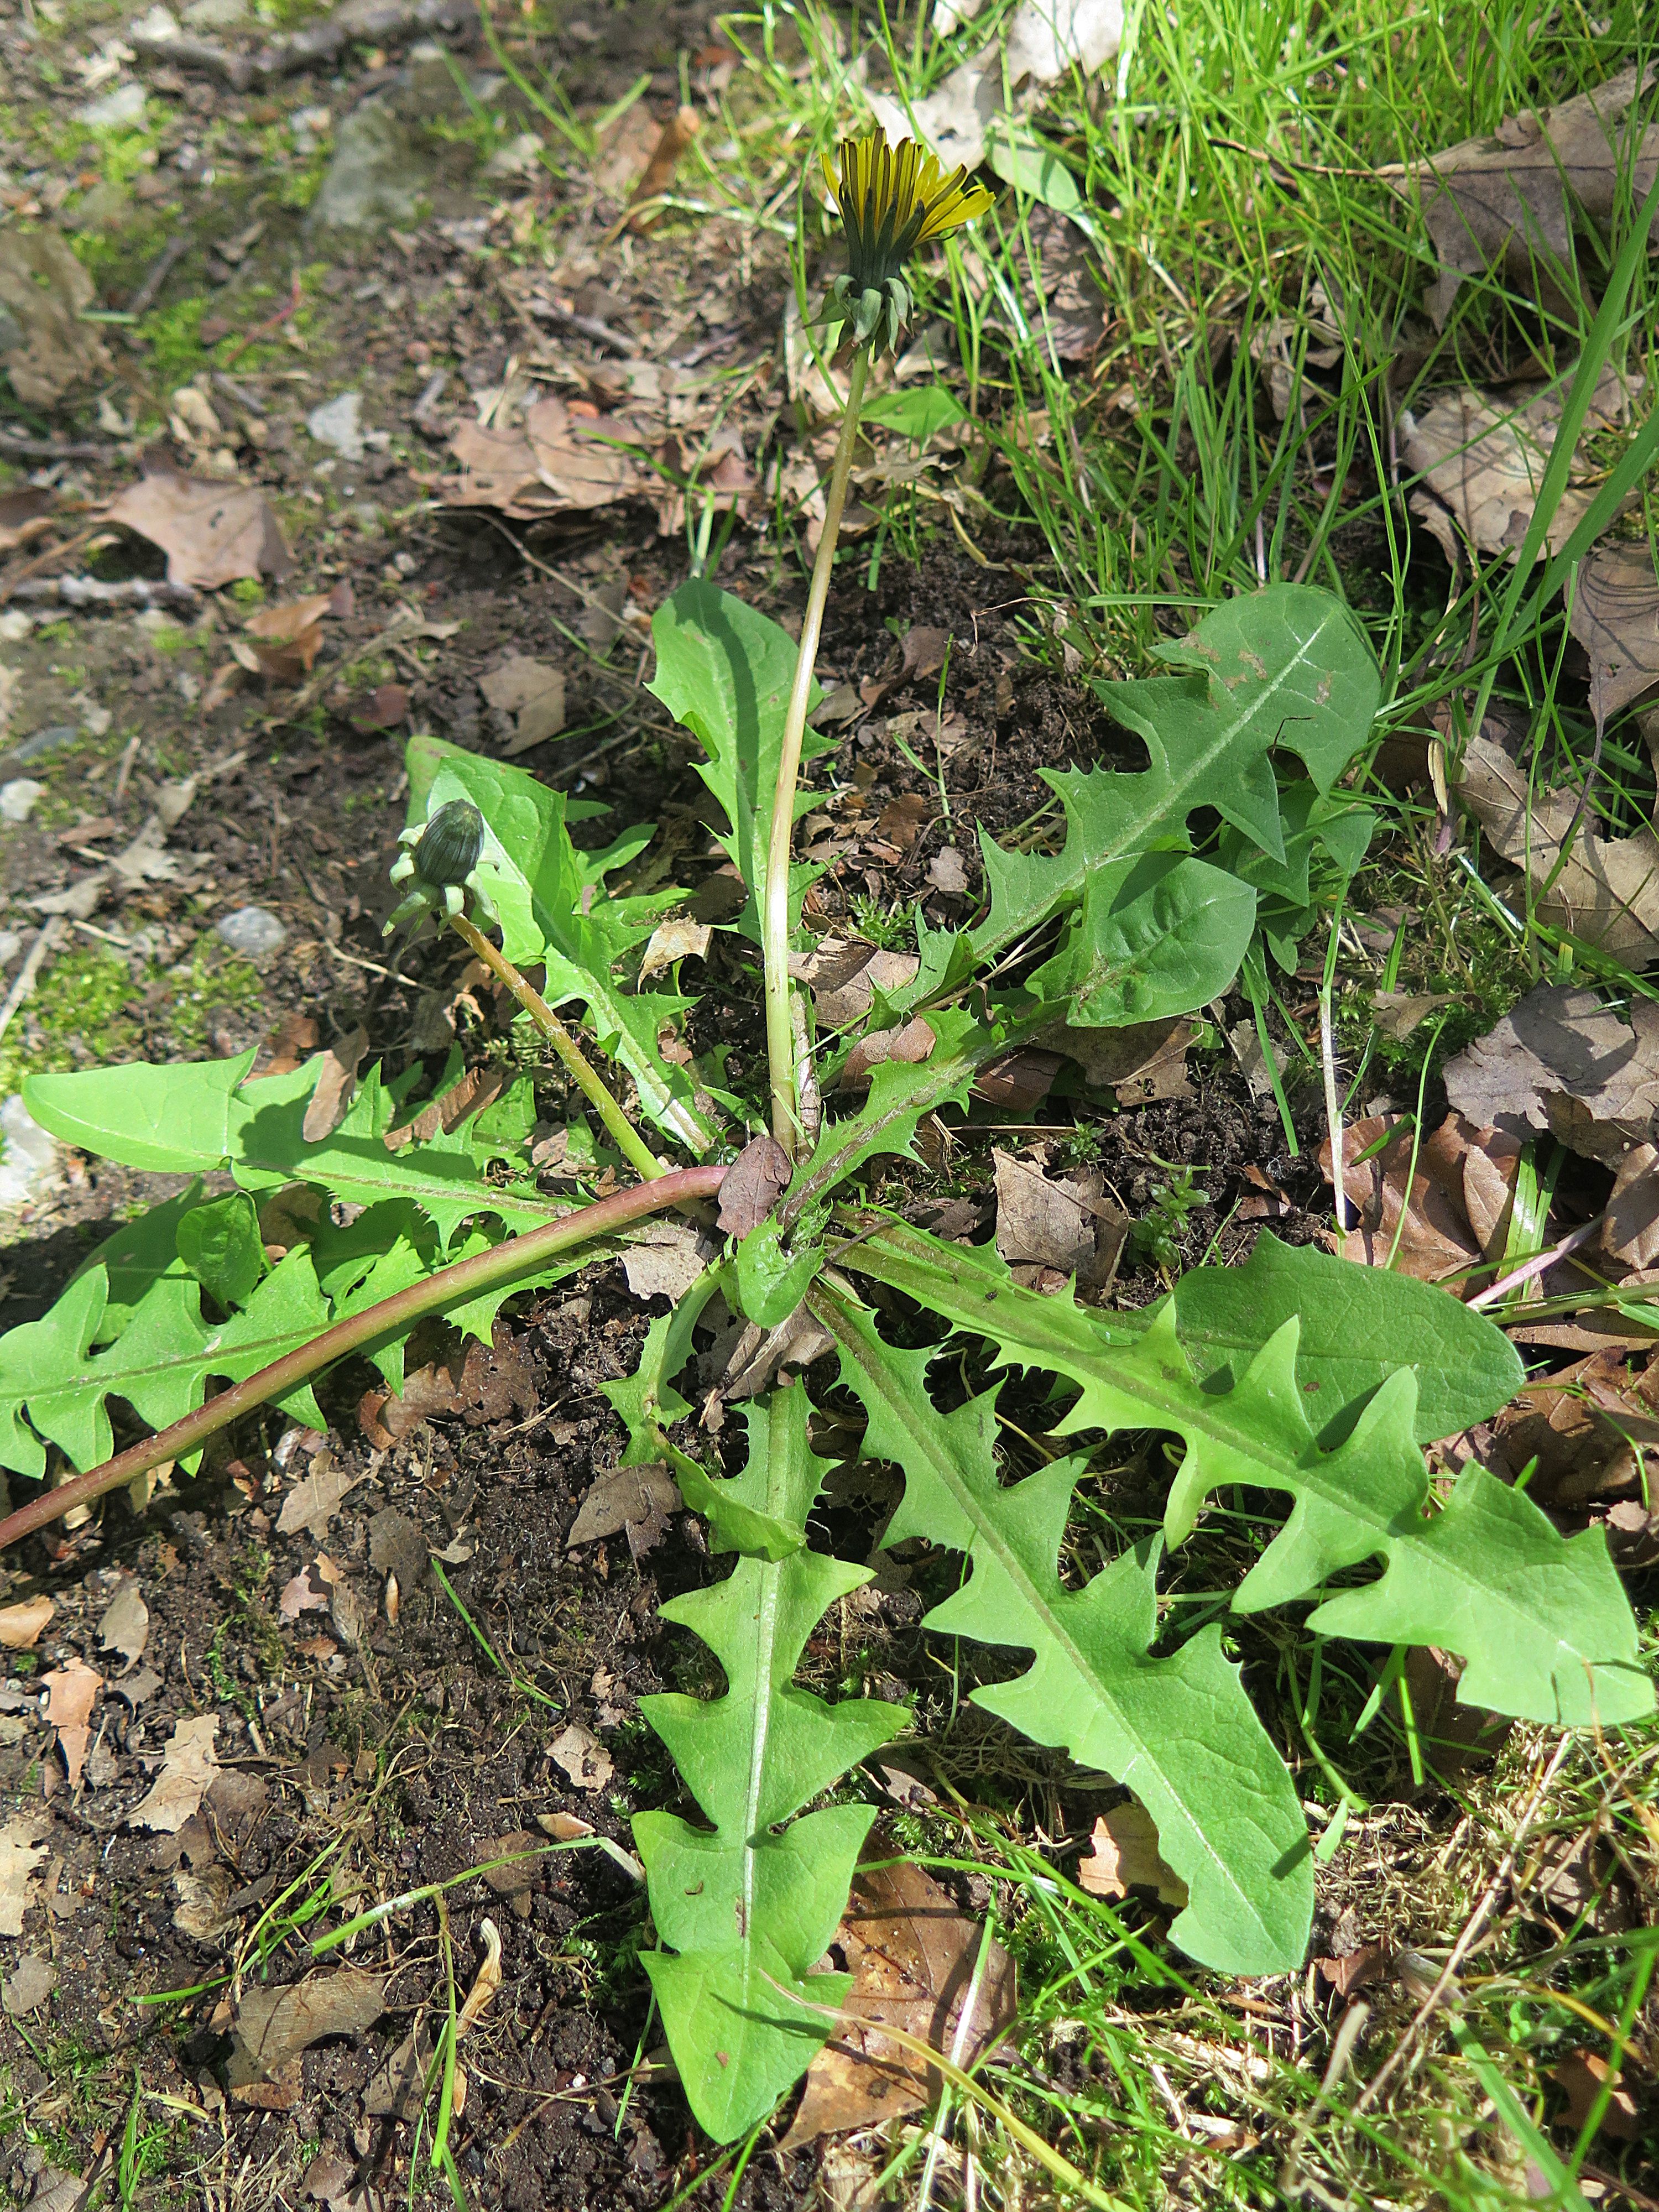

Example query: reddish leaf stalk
[0,1165,725,1554]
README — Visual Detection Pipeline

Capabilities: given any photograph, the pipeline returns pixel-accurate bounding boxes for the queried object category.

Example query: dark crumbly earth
[0,8,1354,2207]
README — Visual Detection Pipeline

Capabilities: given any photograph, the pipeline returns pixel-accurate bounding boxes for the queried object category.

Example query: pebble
[0,1097,61,1211]
[0,781,45,823]
[216,906,288,957]
[307,391,364,461]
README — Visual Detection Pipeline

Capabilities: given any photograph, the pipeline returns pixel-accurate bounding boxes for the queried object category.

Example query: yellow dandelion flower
[821,134,994,354]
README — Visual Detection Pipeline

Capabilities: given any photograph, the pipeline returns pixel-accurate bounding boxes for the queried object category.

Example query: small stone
[216,907,288,957]
[76,81,148,129]
[307,393,364,462]
[4,726,76,766]
[0,781,45,823]
[0,1098,60,1211]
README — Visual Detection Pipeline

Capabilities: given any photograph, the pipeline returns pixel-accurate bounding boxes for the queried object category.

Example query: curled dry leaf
[479,654,566,755]
[0,229,112,406]
[239,593,333,684]
[1077,1800,1188,1907]
[791,939,921,1032]
[1398,61,1659,326]
[1569,541,1659,729]
[1401,1645,1513,1777]
[1321,1113,1522,1287]
[106,460,293,591]
[620,1220,709,1303]
[0,1817,50,1937]
[300,1026,369,1144]
[1313,1944,1394,2000]
[1494,1345,1659,1509]
[277,1453,364,1539]
[1550,2049,1646,2141]
[0,1595,52,1652]
[638,916,712,986]
[1455,740,1659,965]
[841,1016,936,1091]
[715,1131,793,1239]
[1443,982,1659,1164]
[993,1147,1126,1289]
[780,1855,1016,2149]
[441,397,647,520]
[456,1918,503,2038]
[627,105,700,230]
[227,1967,387,2089]
[130,1714,220,1833]
[96,1578,149,1667]
[384,1062,507,1151]
[1045,1014,1197,1104]
[567,1463,680,1556]
[41,1657,102,1788]
[1401,363,1635,565]
[547,1721,614,1793]
[279,1555,340,1620]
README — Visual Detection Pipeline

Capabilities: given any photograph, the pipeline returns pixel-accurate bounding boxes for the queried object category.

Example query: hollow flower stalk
[762,138,993,1153]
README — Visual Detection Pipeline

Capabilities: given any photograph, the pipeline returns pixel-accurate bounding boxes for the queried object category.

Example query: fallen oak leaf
[1443,983,1659,1165]
[276,1455,364,1540]
[0,1817,50,1936]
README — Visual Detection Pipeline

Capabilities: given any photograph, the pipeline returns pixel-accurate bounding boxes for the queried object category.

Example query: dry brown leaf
[300,1026,369,1144]
[0,1817,49,1938]
[240,592,332,684]
[1458,736,1659,963]
[276,1454,364,1540]
[0,487,55,555]
[715,1131,793,1239]
[96,1578,149,1667]
[1603,1143,1659,1269]
[1041,1015,1196,1103]
[456,1917,502,2037]
[638,915,712,985]
[877,793,932,852]
[1399,62,1659,326]
[791,939,920,1031]
[1402,1645,1512,1776]
[482,1830,543,1919]
[279,1554,340,1621]
[1312,1944,1392,2000]
[1320,1113,1522,1286]
[627,105,700,229]
[547,1722,613,1792]
[620,1220,709,1303]
[1494,1346,1659,1509]
[841,1016,936,1091]
[1077,1801,1188,1907]
[780,1856,1016,2150]
[567,1463,680,1555]
[227,1968,387,2089]
[926,847,969,895]
[1571,541,1659,729]
[1401,364,1634,565]
[1550,2049,1646,2140]
[901,624,950,684]
[440,397,646,520]
[1371,989,1455,1041]
[42,1657,102,1788]
[0,1595,52,1652]
[2,1953,56,2017]
[0,230,111,406]
[131,1714,220,1833]
[479,654,566,754]
[107,460,293,591]
[384,1063,507,1151]
[1443,982,1659,1164]
[993,1148,1126,1289]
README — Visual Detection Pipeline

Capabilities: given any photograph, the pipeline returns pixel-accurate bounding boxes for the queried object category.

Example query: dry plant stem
[447,910,663,1181]
[764,343,872,1154]
[1467,1211,1606,1310]
[1319,919,1348,1233]
[0,1165,724,1553]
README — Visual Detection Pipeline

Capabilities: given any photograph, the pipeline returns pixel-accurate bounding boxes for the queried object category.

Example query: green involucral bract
[634,1389,905,2142]
[404,735,715,1154]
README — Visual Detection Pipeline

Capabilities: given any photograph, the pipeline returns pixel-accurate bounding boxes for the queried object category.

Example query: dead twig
[0,919,66,1050]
